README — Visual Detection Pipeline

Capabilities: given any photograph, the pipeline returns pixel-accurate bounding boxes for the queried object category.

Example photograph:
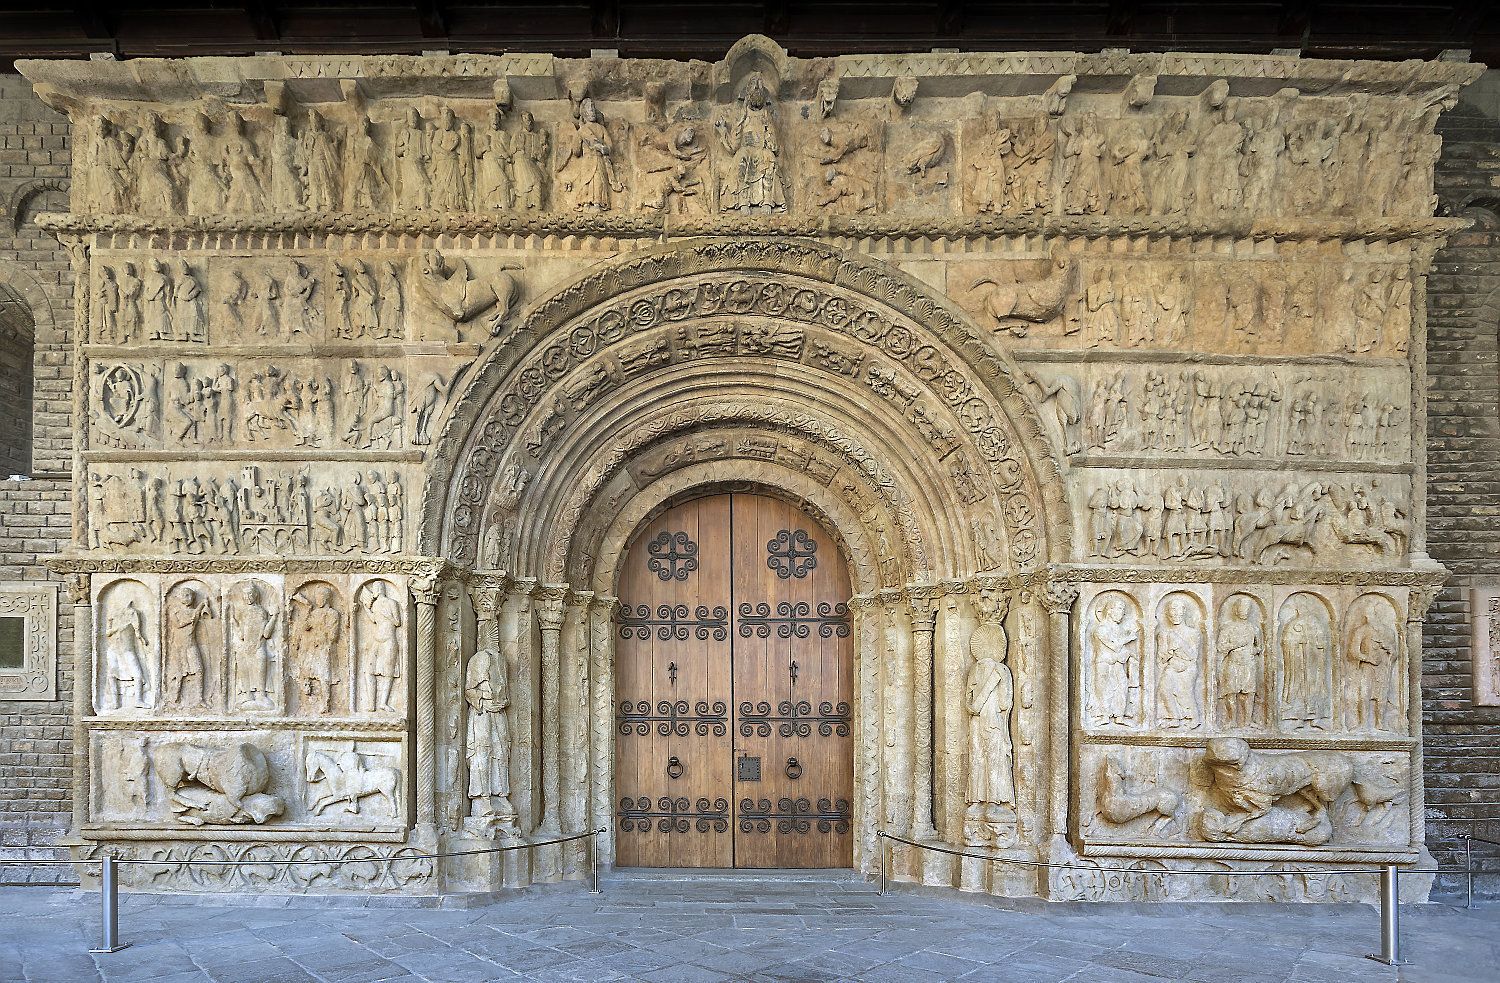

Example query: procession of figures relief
[73,69,1443,222]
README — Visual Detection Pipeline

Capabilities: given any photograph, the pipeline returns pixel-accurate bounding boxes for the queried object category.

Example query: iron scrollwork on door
[738,797,851,834]
[617,603,729,641]
[646,530,699,581]
[738,700,852,738]
[767,529,818,579]
[738,600,850,638]
[617,699,729,737]
[618,796,731,833]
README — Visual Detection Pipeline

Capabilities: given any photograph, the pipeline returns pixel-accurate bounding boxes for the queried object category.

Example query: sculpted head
[1103,597,1126,624]
[172,584,197,606]
[1165,597,1186,626]
[1204,737,1250,768]
[237,582,260,605]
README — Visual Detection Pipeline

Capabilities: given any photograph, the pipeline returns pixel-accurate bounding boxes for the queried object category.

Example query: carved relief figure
[1216,594,1265,728]
[135,111,185,213]
[511,110,549,211]
[361,581,404,712]
[1089,593,1141,726]
[344,115,389,211]
[103,595,152,711]
[476,108,514,210]
[307,746,400,818]
[1155,594,1204,730]
[1194,738,1397,846]
[716,71,786,211]
[1279,594,1332,730]
[228,581,278,711]
[637,120,706,215]
[1343,595,1402,732]
[154,742,284,826]
[291,583,343,715]
[964,591,1015,841]
[464,646,517,830]
[969,249,1077,337]
[164,582,214,709]
[415,249,518,340]
[298,111,343,212]
[393,106,428,209]
[1095,755,1180,834]
[557,98,621,212]
[427,107,473,211]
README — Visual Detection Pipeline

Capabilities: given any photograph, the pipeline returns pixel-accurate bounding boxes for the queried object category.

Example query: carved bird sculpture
[903,133,947,179]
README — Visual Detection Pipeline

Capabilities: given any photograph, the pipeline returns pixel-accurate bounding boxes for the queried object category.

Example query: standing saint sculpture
[1155,597,1203,729]
[464,646,518,835]
[104,598,151,711]
[291,585,342,714]
[1279,597,1330,730]
[164,583,213,709]
[556,98,621,212]
[715,71,786,211]
[228,582,277,711]
[1090,595,1141,725]
[363,581,405,712]
[964,590,1016,845]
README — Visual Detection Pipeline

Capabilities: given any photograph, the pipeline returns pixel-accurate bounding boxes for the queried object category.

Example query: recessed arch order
[422,236,1074,594]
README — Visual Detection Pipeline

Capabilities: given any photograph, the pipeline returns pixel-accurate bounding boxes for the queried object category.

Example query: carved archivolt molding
[426,237,1071,577]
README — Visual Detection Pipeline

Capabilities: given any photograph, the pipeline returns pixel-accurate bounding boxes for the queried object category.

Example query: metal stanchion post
[588,838,602,895]
[1464,836,1474,910]
[1367,865,1407,966]
[88,856,129,954]
[880,838,889,896]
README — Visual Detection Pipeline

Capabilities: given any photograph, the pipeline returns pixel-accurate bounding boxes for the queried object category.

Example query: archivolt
[424,237,1072,580]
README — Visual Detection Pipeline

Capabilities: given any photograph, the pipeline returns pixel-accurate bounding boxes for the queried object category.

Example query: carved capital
[411,575,440,606]
[64,573,91,607]
[1407,586,1441,624]
[908,594,940,631]
[469,585,504,621]
[535,584,568,629]
[1042,580,1080,616]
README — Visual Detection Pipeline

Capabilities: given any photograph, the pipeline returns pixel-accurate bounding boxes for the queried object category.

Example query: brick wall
[0,72,73,867]
[1424,89,1500,900]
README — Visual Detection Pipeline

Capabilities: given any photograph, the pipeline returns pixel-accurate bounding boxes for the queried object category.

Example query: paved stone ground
[1,872,1495,983]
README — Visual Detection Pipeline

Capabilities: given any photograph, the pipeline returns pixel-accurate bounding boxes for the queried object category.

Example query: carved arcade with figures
[16,34,1471,901]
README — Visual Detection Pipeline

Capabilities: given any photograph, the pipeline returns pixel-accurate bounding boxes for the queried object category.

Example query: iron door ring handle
[785,756,803,780]
[666,756,684,780]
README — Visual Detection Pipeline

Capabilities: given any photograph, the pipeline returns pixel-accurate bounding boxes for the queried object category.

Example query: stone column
[1406,586,1438,854]
[1041,579,1079,843]
[66,573,92,838]
[560,591,592,875]
[588,596,618,864]
[535,585,568,837]
[848,595,882,873]
[879,591,913,841]
[908,591,940,842]
[412,574,439,835]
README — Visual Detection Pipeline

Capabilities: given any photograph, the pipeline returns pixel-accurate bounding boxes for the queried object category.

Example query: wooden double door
[615,493,854,868]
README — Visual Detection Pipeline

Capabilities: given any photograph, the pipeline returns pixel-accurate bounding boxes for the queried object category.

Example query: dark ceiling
[1,2,1496,71]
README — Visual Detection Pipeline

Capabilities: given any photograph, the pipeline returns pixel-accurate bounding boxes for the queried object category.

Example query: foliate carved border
[0,582,59,702]
[47,553,453,582]
[1057,565,1448,590]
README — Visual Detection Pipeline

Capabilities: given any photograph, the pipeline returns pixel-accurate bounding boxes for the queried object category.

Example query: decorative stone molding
[0,582,59,701]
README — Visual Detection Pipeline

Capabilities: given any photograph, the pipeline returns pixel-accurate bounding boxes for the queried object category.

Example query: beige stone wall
[16,37,1476,900]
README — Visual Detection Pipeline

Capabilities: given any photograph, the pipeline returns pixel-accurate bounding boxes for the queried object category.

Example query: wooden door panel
[731,494,854,868]
[614,497,732,867]
[614,492,852,868]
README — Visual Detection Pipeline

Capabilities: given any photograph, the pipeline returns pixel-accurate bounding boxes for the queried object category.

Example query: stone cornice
[17,48,1480,105]
[34,211,1473,245]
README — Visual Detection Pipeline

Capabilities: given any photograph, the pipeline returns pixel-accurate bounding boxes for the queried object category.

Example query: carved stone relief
[0,582,59,701]
[27,38,1465,899]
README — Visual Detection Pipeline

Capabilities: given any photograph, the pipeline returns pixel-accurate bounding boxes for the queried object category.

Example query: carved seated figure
[154,742,285,826]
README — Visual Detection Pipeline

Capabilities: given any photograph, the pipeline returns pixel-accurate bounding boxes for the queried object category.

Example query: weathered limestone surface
[16,36,1478,900]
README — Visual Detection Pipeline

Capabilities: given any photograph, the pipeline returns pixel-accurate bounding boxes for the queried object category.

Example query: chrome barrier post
[588,838,602,895]
[1464,835,1474,910]
[880,838,889,896]
[88,856,129,954]
[1367,865,1406,966]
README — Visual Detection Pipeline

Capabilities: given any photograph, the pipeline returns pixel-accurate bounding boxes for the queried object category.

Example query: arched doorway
[614,491,854,868]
